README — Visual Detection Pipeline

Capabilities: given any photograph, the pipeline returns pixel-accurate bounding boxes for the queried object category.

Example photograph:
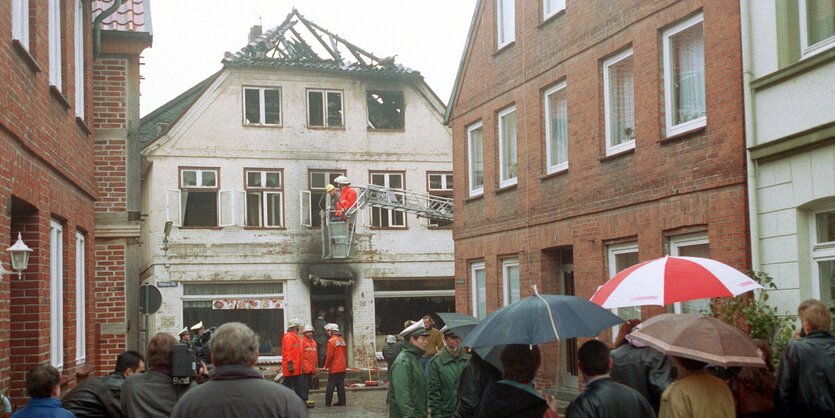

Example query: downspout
[740,1,761,271]
[93,0,123,58]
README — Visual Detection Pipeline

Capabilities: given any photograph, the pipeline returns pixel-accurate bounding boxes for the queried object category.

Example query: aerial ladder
[321,184,454,259]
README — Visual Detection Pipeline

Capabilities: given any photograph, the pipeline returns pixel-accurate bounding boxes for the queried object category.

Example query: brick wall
[93,242,127,372]
[448,0,749,388]
[94,138,128,212]
[92,59,128,129]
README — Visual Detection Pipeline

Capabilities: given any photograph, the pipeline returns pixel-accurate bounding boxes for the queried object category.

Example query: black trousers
[283,375,307,400]
[325,372,346,406]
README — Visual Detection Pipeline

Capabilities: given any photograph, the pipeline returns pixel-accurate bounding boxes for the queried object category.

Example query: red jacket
[335,185,357,217]
[281,331,302,377]
[324,334,347,374]
[301,336,318,375]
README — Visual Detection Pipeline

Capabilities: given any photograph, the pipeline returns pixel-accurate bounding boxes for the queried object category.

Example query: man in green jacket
[389,320,430,418]
[427,326,470,418]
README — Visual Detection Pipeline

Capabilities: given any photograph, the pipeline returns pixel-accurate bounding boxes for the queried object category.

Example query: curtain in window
[609,56,635,146]
[548,89,568,166]
[499,0,515,44]
[475,268,487,319]
[807,0,835,45]
[470,127,484,189]
[673,22,705,125]
[501,111,517,181]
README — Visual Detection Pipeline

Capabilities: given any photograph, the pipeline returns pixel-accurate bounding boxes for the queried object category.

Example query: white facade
[743,1,835,314]
[140,65,454,366]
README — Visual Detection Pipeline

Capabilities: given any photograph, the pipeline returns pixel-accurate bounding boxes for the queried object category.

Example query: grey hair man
[171,322,308,418]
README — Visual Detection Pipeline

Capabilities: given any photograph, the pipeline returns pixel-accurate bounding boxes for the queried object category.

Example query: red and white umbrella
[590,256,762,309]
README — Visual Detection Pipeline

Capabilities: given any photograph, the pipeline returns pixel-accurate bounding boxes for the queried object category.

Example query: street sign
[139,284,162,314]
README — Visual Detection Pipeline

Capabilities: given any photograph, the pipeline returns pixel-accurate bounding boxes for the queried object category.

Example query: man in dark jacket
[427,326,470,418]
[454,348,502,418]
[567,340,655,418]
[474,345,556,418]
[389,321,430,418]
[62,351,145,417]
[121,333,196,418]
[775,299,835,417]
[171,322,308,418]
[610,319,676,412]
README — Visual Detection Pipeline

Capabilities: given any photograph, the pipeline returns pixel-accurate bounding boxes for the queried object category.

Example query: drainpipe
[93,0,123,58]
[740,1,761,272]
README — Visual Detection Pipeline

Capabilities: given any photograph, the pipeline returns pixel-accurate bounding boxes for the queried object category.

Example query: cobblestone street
[307,387,389,417]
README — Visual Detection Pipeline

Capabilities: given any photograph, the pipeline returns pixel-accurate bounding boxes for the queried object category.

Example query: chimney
[248,25,262,43]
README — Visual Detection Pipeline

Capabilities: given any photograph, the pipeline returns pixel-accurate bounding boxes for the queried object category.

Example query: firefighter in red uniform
[281,318,304,400]
[323,323,347,407]
[334,176,357,220]
[301,325,318,408]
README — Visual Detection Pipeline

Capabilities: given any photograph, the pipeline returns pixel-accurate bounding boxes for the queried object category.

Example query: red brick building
[0,0,149,405]
[446,0,749,390]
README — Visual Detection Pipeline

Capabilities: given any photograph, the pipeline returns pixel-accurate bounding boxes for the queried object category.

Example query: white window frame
[49,0,62,90]
[543,0,566,20]
[75,232,86,364]
[471,262,487,319]
[467,121,484,197]
[799,0,835,59]
[244,170,284,228]
[811,208,835,303]
[427,173,453,192]
[544,81,569,174]
[603,48,636,156]
[369,172,406,228]
[498,106,518,188]
[11,0,30,50]
[497,0,515,49]
[669,233,710,314]
[50,220,64,369]
[307,89,343,128]
[607,242,640,339]
[306,170,346,228]
[180,169,218,189]
[243,87,282,126]
[74,0,84,118]
[662,13,706,137]
[502,258,521,306]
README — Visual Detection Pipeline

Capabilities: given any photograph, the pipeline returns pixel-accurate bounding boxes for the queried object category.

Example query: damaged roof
[223,9,419,78]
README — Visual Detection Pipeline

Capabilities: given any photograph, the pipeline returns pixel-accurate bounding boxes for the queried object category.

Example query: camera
[171,343,197,384]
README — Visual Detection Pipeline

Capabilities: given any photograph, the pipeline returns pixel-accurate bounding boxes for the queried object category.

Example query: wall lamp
[7,233,32,279]
[163,220,173,252]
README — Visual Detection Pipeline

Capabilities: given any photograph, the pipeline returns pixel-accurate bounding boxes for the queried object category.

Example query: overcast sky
[140,1,477,117]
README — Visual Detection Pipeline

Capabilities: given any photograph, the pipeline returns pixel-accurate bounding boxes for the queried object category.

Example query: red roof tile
[92,0,151,33]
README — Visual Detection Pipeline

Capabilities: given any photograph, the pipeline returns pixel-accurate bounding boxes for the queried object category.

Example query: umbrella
[590,256,762,309]
[437,312,480,341]
[628,313,766,368]
[462,293,623,348]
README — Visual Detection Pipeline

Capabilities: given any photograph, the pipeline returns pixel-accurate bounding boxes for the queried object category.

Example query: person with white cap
[323,323,347,407]
[300,324,318,408]
[281,318,305,400]
[388,320,430,417]
[333,176,356,220]
[427,326,470,418]
[191,321,213,363]
[178,327,191,344]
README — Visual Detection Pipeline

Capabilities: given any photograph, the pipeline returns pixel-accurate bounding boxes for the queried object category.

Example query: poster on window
[212,298,285,309]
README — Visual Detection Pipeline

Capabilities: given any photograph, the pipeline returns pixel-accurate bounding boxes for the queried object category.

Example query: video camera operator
[190,321,215,364]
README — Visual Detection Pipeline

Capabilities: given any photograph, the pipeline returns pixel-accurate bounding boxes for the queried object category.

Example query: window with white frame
[502,258,521,306]
[49,0,62,90]
[471,262,487,319]
[607,242,640,338]
[243,87,281,126]
[370,172,406,228]
[799,0,835,58]
[245,170,283,228]
[544,82,569,173]
[812,208,835,308]
[75,231,86,363]
[543,0,565,20]
[308,89,343,128]
[669,233,710,314]
[11,0,30,50]
[50,220,64,369]
[663,14,706,136]
[427,172,453,228]
[303,170,346,228]
[603,49,635,156]
[498,106,518,188]
[179,168,219,227]
[497,0,515,48]
[468,122,484,197]
[74,0,85,118]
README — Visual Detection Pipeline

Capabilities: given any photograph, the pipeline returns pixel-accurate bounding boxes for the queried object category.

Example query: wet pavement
[307,387,388,417]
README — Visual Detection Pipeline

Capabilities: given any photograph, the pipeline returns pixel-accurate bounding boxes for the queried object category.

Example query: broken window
[367,91,405,130]
[308,89,343,128]
[244,87,281,126]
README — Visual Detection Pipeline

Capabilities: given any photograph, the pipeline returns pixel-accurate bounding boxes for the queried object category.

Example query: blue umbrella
[462,293,623,348]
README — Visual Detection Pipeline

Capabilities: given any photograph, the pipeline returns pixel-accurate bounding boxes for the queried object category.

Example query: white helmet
[288,318,303,329]
[324,323,339,333]
[303,324,314,333]
[334,175,350,185]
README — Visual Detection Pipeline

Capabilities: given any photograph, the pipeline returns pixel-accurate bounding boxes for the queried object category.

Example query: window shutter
[166,190,181,226]
[300,190,311,227]
[219,190,233,227]
[234,191,246,226]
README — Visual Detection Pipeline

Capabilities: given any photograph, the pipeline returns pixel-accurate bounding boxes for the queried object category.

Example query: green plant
[713,271,796,368]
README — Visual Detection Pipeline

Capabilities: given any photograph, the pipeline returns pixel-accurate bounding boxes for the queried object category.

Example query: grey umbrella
[437,312,480,341]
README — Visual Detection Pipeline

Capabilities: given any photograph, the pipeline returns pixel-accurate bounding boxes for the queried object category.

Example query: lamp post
[7,233,32,279]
